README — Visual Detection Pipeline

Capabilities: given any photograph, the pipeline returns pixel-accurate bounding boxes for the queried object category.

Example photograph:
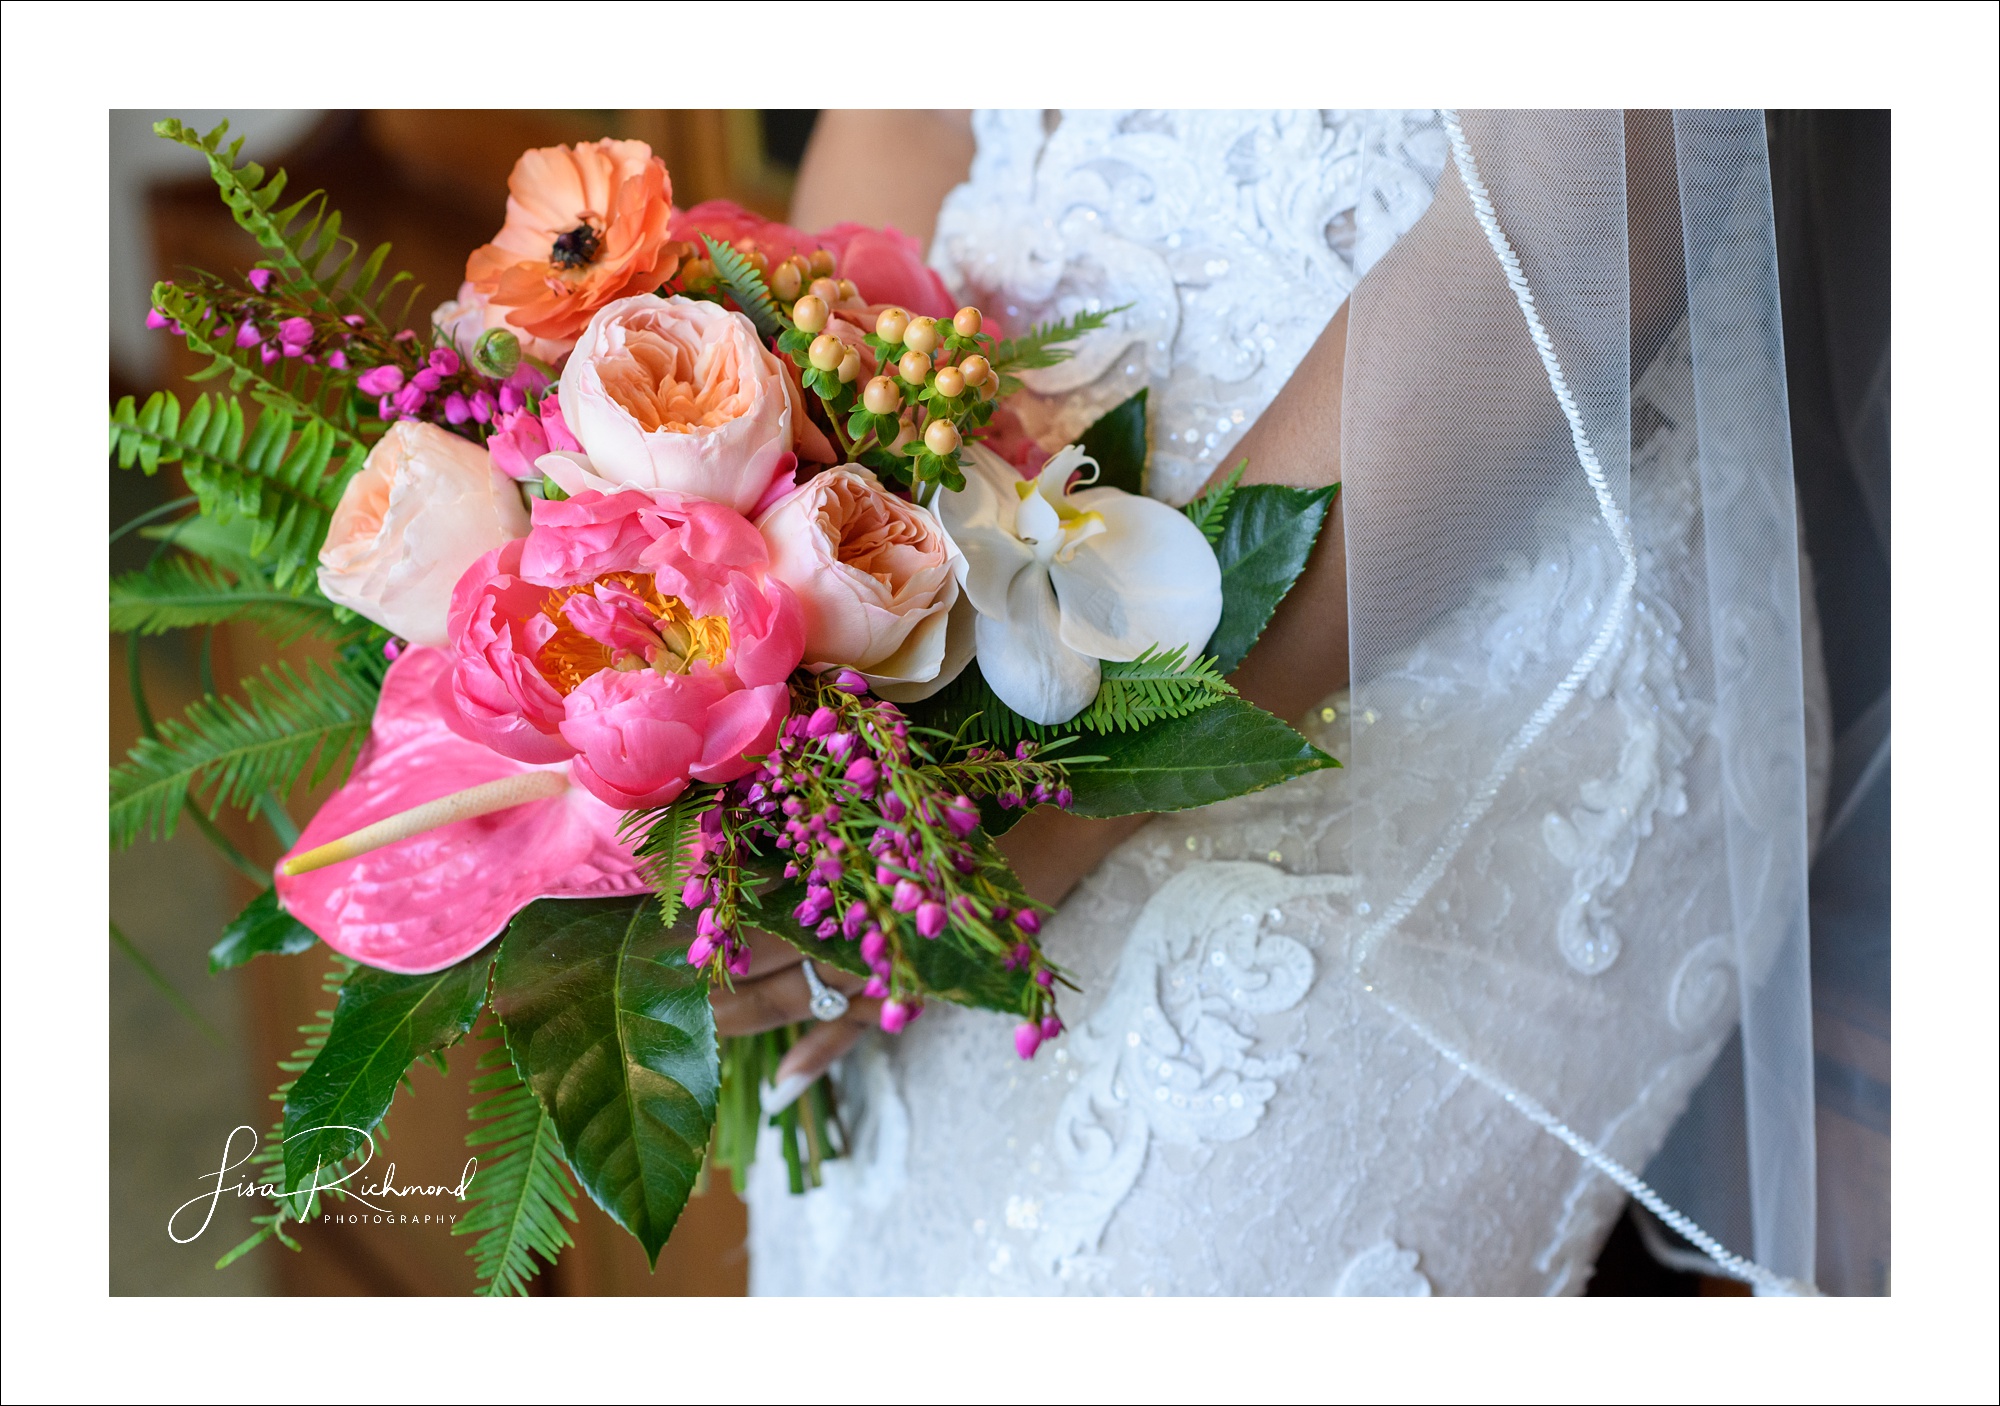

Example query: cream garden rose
[317,421,530,648]
[756,465,969,699]
[544,293,804,515]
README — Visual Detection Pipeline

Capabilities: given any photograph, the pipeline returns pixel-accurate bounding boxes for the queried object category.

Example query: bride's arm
[997,304,1351,905]
[788,109,975,246]
[725,114,1351,1076]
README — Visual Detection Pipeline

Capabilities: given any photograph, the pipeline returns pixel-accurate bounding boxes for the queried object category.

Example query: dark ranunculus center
[550,223,602,270]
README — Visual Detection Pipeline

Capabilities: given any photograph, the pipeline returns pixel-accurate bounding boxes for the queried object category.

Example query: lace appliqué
[930,109,1445,505]
[1031,863,1355,1282]
[1333,1241,1434,1296]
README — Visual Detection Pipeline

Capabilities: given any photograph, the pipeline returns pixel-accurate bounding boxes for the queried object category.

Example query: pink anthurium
[273,647,649,975]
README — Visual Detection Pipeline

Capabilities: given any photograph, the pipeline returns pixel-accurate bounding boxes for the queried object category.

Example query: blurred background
[108,109,1888,1296]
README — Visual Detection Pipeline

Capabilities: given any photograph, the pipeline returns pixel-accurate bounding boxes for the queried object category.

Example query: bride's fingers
[710,961,869,1037]
[774,1009,875,1085]
[740,925,809,979]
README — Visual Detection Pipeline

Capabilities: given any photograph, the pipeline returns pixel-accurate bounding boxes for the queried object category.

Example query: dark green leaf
[209,887,317,973]
[1062,696,1337,817]
[282,950,493,1190]
[1078,388,1148,495]
[490,897,717,1265]
[1205,483,1337,675]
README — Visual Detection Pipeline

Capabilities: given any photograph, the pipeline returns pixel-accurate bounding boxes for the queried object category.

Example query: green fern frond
[110,659,374,849]
[110,553,344,645]
[1183,460,1246,545]
[624,791,718,928]
[455,1039,580,1296]
[216,960,356,1269]
[110,391,359,589]
[701,235,782,338]
[927,645,1234,749]
[153,117,419,334]
[989,305,1127,378]
[1076,646,1236,733]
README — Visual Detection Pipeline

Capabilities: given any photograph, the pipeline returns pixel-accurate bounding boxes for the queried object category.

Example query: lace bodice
[744,112,1828,1296]
[928,109,1447,505]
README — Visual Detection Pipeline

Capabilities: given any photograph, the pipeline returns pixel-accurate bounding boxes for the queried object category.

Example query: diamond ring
[800,959,849,1022]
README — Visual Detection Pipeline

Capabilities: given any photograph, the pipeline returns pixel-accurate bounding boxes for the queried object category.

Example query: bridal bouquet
[110,119,1337,1292]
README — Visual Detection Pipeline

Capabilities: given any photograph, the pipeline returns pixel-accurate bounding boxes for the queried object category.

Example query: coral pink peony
[447,488,804,809]
[549,295,805,513]
[671,200,965,325]
[465,139,686,351]
[669,200,813,268]
[274,648,649,974]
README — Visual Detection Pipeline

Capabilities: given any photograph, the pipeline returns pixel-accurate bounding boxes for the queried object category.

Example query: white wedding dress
[745,110,1828,1295]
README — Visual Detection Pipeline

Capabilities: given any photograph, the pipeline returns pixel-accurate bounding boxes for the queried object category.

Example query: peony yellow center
[534,570,731,695]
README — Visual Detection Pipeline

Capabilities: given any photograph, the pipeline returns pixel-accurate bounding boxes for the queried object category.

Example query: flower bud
[875,307,910,345]
[792,294,830,334]
[1039,1014,1064,1040]
[809,276,842,307]
[933,366,966,398]
[770,261,804,300]
[1014,909,1043,935]
[1014,1023,1043,1060]
[959,354,991,386]
[879,1000,913,1034]
[924,420,961,455]
[687,931,717,966]
[903,317,940,356]
[916,901,947,939]
[833,668,872,694]
[837,348,861,383]
[809,333,844,371]
[809,249,836,278]
[862,376,903,415]
[860,927,889,965]
[472,327,522,378]
[898,349,932,383]
[953,306,983,337]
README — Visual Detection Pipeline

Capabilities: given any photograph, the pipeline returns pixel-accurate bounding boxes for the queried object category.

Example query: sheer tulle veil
[1340,110,1817,1291]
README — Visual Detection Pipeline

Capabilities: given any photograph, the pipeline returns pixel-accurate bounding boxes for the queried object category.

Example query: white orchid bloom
[938,442,1223,725]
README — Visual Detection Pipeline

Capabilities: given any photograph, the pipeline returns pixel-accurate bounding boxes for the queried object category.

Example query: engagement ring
[801,960,848,1022]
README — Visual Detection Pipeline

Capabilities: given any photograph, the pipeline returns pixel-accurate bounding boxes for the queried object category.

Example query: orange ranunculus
[465,139,686,350]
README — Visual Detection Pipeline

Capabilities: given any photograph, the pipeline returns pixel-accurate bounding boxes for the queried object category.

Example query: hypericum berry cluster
[680,670,1072,1052]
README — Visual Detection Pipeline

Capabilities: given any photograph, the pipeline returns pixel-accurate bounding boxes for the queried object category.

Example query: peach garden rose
[756,466,969,699]
[544,294,810,516]
[316,421,530,648]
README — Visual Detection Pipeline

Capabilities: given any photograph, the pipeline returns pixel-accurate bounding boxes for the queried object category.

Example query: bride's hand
[711,926,880,1085]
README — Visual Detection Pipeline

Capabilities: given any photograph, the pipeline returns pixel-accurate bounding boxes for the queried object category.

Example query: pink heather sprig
[677,671,1073,1051]
[145,269,528,449]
